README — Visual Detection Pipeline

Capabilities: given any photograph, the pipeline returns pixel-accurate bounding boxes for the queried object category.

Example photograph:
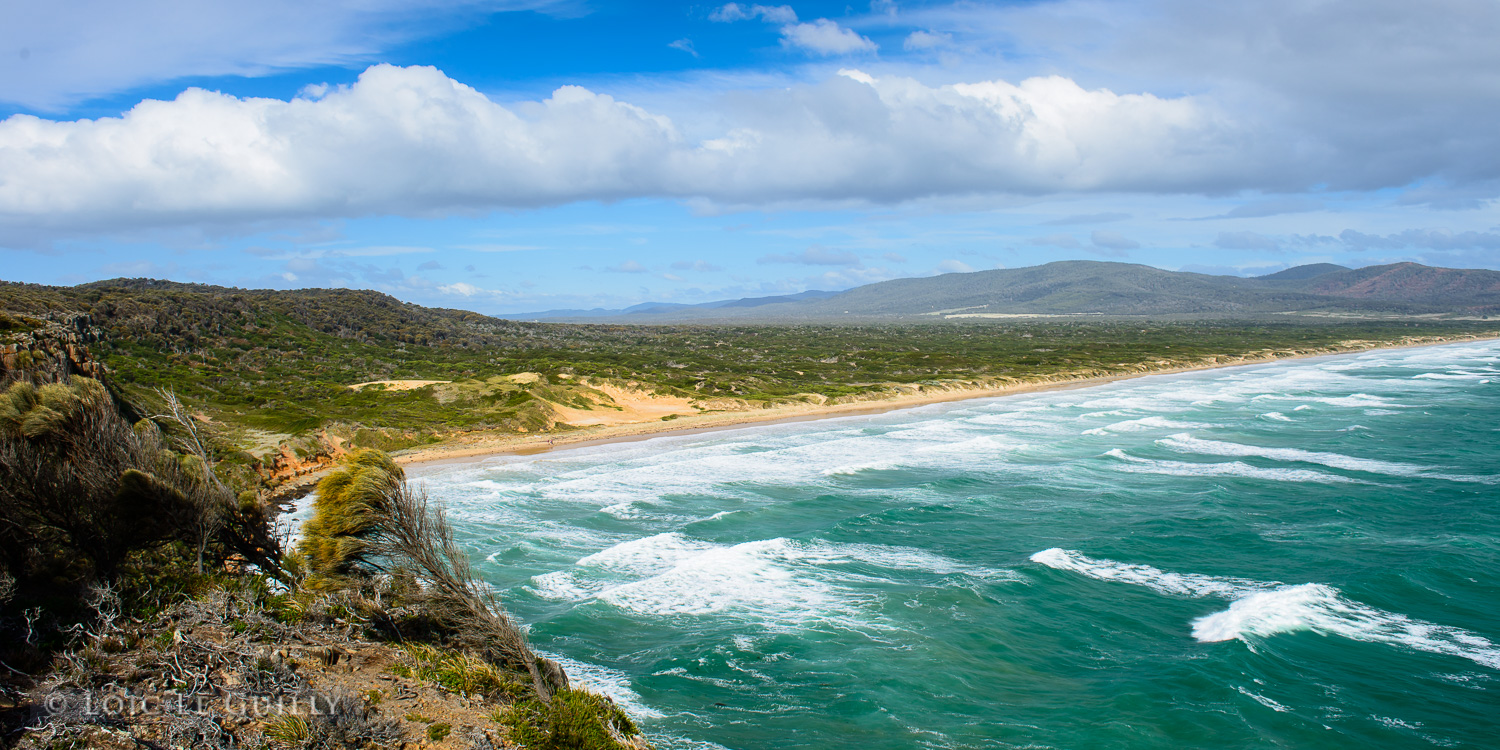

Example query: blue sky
[3,0,1499,313]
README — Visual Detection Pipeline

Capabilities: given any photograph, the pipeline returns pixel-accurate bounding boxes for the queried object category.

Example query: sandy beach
[388,332,1499,471]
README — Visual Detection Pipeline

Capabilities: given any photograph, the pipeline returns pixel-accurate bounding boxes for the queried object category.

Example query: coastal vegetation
[3,278,1496,497]
[1,275,1497,747]
[0,371,645,748]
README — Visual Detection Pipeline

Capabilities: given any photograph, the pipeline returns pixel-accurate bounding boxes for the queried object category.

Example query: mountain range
[503,261,1500,322]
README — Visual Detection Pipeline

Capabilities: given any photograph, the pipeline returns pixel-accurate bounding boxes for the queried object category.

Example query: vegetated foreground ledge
[389,331,1500,468]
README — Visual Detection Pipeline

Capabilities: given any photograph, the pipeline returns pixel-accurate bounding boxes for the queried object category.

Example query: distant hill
[533,261,1500,322]
[507,289,838,320]
[1257,263,1349,281]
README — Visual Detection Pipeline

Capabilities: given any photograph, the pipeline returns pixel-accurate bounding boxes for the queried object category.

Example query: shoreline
[387,332,1499,472]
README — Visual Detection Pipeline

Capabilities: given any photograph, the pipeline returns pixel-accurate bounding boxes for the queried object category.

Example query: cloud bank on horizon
[2,0,1499,312]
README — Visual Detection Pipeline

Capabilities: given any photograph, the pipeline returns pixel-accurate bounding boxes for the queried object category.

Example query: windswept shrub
[299,450,404,581]
[0,375,284,620]
[495,688,649,750]
[298,450,569,701]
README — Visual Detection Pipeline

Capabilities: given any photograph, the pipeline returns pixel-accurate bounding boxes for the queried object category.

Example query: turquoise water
[413,341,1500,749]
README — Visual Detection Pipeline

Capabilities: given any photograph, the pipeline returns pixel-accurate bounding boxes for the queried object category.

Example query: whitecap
[1157,433,1494,483]
[465,479,509,491]
[1029,548,1263,598]
[529,571,595,601]
[822,460,900,476]
[1236,686,1290,712]
[576,532,719,576]
[1259,412,1293,422]
[544,535,1013,623]
[595,538,837,618]
[1082,416,1211,436]
[1032,549,1500,671]
[1103,449,1362,484]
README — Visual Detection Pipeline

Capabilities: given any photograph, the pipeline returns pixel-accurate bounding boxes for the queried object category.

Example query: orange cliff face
[259,429,353,487]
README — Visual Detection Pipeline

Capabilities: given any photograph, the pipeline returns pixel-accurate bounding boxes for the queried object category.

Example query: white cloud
[903,30,952,50]
[708,4,871,56]
[780,20,878,55]
[607,260,649,273]
[936,259,974,273]
[903,0,1500,197]
[0,63,1418,245]
[668,38,700,58]
[709,3,797,24]
[0,0,559,111]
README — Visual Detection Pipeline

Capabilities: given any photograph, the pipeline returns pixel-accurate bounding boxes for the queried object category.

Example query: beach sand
[388,333,1499,471]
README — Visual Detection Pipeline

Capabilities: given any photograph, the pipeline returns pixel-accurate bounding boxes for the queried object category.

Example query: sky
[3,0,1499,314]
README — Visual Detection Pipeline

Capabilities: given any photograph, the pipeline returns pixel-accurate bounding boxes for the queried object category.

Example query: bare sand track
[347,380,452,392]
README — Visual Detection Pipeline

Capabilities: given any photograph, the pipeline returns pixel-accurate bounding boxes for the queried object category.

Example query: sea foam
[1157,434,1495,483]
[1082,416,1210,436]
[1031,549,1500,670]
[1103,449,1363,484]
[535,534,1012,622]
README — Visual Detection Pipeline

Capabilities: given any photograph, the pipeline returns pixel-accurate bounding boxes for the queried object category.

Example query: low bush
[496,688,646,750]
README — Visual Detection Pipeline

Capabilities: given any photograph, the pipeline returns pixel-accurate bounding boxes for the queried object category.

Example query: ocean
[410,340,1500,749]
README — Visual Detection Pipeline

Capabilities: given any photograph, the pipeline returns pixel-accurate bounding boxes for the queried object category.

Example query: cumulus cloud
[710,3,873,55]
[0,64,1266,245]
[781,20,878,55]
[936,259,974,273]
[906,0,1500,195]
[758,246,862,266]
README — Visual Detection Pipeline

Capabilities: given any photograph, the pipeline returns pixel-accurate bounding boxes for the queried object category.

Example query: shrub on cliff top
[495,688,647,750]
[297,449,570,703]
[298,449,404,582]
